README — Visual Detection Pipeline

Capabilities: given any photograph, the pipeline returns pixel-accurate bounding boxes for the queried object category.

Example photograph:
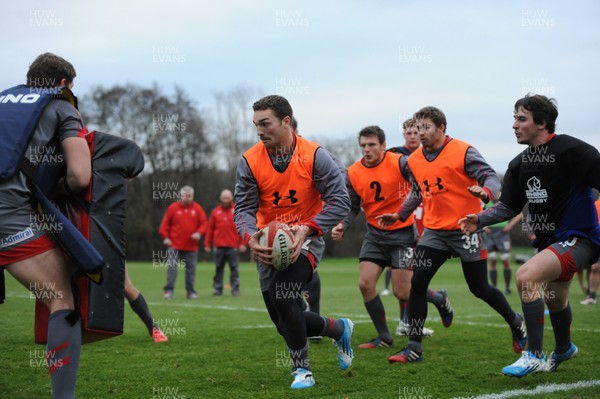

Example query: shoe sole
[388,357,423,364]
[291,378,315,389]
[291,382,315,389]
[388,351,423,364]
[502,367,545,378]
[513,340,526,354]
[358,342,392,349]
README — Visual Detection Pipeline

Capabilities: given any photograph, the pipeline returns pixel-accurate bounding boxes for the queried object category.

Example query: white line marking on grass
[450,379,600,399]
[239,319,375,329]
[240,324,274,329]
[6,292,600,333]
[149,301,266,313]
[460,314,502,318]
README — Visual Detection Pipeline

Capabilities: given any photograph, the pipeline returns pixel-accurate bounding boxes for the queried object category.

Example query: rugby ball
[259,221,294,270]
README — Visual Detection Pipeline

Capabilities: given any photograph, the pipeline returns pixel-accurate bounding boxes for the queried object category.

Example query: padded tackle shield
[35,131,145,343]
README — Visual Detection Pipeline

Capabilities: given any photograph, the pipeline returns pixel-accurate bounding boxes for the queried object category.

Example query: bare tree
[313,136,362,167]
[80,84,217,260]
[209,85,263,170]
[81,83,211,175]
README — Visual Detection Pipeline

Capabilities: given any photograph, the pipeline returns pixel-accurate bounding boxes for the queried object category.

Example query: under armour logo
[423,178,443,192]
[273,190,298,206]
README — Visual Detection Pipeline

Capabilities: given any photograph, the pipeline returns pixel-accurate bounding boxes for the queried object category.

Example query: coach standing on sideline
[460,94,600,377]
[204,188,246,296]
[159,185,207,299]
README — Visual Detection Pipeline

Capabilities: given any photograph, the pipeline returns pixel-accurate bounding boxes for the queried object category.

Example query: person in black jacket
[460,94,600,377]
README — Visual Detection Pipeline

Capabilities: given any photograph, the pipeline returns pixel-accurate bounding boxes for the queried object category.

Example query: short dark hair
[358,125,386,144]
[291,116,298,131]
[252,95,293,121]
[413,106,447,131]
[514,94,558,133]
[26,53,76,88]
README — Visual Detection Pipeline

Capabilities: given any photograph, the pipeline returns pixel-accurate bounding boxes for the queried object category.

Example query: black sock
[47,309,81,399]
[549,303,572,354]
[504,268,512,291]
[522,299,545,357]
[289,343,310,371]
[365,295,391,342]
[303,311,324,337]
[129,293,155,335]
[316,316,345,340]
[489,269,498,287]
[400,301,408,323]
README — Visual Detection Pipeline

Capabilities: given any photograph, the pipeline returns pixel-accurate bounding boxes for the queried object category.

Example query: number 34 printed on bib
[461,233,481,250]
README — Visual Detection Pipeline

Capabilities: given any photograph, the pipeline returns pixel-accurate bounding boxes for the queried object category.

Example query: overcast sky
[2,0,599,172]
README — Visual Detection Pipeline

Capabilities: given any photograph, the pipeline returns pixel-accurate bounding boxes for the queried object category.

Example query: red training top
[159,201,207,251]
[204,203,246,248]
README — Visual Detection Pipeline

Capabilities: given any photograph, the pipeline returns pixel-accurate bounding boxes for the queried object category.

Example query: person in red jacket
[159,185,207,299]
[204,189,247,296]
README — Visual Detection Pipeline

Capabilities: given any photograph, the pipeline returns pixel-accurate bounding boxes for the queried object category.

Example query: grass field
[2,251,600,399]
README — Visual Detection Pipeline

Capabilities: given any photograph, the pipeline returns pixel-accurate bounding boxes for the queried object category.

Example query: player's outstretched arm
[375,212,400,228]
[466,185,489,201]
[458,214,479,235]
[331,222,345,241]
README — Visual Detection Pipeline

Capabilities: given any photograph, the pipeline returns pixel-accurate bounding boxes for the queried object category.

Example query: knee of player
[392,284,410,301]
[358,277,376,294]
[514,267,536,291]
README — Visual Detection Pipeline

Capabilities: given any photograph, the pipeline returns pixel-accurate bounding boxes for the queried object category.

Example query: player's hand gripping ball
[259,221,294,270]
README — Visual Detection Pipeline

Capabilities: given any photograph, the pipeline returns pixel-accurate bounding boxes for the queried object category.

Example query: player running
[379,106,527,364]
[234,95,354,389]
[332,125,450,351]
[460,94,600,377]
